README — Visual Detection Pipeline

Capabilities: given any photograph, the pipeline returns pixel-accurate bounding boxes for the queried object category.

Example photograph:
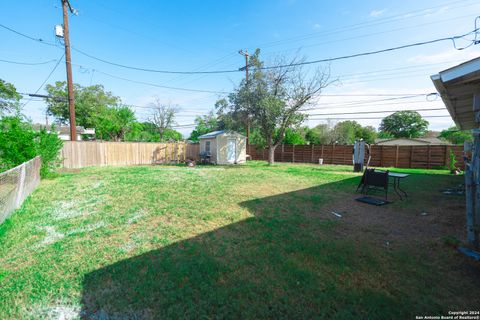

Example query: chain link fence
[0,157,41,225]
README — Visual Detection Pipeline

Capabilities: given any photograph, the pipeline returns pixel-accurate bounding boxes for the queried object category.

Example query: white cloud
[407,48,480,64]
[313,23,321,30]
[369,9,387,18]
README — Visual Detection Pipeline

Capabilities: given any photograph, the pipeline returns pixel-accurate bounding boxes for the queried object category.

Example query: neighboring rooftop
[32,124,95,135]
[375,137,449,145]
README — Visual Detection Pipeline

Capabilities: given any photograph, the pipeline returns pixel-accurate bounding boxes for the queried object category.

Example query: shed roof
[198,130,246,139]
[198,130,225,139]
[431,57,480,130]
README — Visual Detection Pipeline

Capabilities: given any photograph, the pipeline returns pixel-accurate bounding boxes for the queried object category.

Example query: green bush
[0,116,63,177]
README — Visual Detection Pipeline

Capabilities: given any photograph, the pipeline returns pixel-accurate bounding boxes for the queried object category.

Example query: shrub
[449,150,457,171]
[0,116,63,177]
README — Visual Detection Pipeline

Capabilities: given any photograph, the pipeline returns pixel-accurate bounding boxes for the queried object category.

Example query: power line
[307,108,446,117]
[0,58,58,65]
[71,47,239,75]
[22,54,65,108]
[251,0,477,49]
[92,69,229,94]
[0,23,57,47]
[260,29,479,70]
[309,115,452,121]
[2,20,478,75]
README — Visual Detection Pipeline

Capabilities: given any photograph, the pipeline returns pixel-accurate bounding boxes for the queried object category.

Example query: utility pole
[239,49,251,144]
[239,49,249,82]
[61,0,77,141]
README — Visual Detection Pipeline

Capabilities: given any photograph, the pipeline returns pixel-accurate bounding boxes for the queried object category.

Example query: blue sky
[1,0,480,136]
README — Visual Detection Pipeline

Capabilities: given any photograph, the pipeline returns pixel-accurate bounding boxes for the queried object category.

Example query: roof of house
[198,130,246,139]
[375,137,449,145]
[431,57,480,130]
[32,124,95,135]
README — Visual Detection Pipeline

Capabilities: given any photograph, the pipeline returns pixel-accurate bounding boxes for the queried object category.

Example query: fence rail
[247,144,464,169]
[61,141,200,168]
[0,157,41,224]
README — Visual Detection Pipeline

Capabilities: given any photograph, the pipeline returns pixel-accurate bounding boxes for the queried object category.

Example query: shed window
[205,141,211,152]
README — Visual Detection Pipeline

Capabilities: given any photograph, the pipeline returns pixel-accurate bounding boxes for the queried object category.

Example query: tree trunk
[268,144,277,165]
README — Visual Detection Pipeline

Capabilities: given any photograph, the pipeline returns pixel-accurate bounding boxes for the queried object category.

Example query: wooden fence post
[395,145,399,168]
[427,145,431,169]
[332,144,335,164]
[311,144,315,163]
[410,146,414,168]
[380,146,384,167]
[321,145,324,162]
[281,144,284,162]
[292,145,295,163]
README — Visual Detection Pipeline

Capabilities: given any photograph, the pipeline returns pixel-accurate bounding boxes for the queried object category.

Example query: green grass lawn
[0,161,477,319]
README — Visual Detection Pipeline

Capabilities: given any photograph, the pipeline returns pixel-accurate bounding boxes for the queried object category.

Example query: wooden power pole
[239,49,251,144]
[62,0,77,141]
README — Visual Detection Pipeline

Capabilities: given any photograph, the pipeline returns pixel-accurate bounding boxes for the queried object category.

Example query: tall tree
[439,126,472,145]
[0,79,21,115]
[45,82,120,127]
[222,49,332,164]
[150,98,178,141]
[188,111,221,142]
[94,106,137,141]
[379,111,429,138]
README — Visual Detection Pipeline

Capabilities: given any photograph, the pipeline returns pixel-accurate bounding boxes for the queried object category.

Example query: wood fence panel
[245,144,465,170]
[61,141,199,168]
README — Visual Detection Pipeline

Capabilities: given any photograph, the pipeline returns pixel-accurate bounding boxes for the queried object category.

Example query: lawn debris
[420,212,429,216]
[331,211,343,218]
[441,184,465,196]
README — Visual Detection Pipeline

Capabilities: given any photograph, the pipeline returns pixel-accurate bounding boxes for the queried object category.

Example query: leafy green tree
[356,125,377,144]
[304,124,330,145]
[188,111,220,142]
[0,116,36,170]
[0,116,62,177]
[45,82,120,127]
[0,79,21,115]
[439,126,472,145]
[283,128,306,145]
[94,106,137,141]
[220,49,331,164]
[379,111,429,138]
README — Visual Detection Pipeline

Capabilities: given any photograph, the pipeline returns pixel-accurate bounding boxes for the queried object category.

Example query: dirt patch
[321,193,465,246]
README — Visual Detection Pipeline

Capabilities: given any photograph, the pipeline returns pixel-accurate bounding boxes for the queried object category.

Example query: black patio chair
[199,151,211,164]
[356,168,389,200]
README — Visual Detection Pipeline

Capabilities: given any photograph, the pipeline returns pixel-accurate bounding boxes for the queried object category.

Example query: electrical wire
[0,23,57,47]
[2,20,478,75]
[306,108,446,117]
[0,58,58,66]
[22,54,65,108]
[308,115,452,121]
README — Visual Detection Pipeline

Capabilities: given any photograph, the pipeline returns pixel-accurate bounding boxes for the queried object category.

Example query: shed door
[227,139,236,163]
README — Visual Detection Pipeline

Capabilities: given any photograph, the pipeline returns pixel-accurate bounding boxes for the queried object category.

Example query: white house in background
[198,130,247,165]
[375,137,450,146]
[33,124,95,141]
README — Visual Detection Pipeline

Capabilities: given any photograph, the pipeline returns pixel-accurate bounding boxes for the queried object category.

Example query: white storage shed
[198,131,247,165]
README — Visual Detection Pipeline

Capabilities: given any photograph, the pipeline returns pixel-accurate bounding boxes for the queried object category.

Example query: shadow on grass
[80,173,460,319]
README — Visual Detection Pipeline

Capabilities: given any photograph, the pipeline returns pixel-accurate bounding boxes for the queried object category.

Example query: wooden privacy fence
[247,144,465,170]
[61,141,200,168]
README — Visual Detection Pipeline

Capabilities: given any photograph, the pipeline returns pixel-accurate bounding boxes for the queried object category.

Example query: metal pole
[62,0,76,141]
